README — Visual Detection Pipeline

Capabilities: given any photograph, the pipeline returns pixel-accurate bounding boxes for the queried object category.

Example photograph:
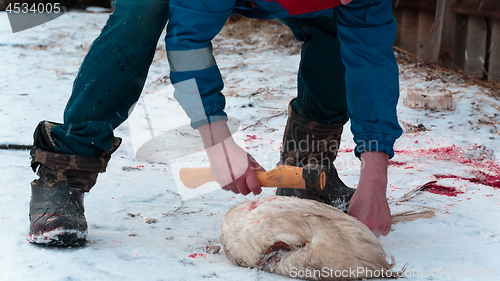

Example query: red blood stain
[388,160,406,167]
[249,219,260,224]
[396,145,459,161]
[256,241,307,268]
[434,172,500,189]
[188,253,207,258]
[396,145,498,169]
[245,134,259,142]
[422,182,464,197]
[395,145,500,189]
[245,196,284,211]
[338,148,354,153]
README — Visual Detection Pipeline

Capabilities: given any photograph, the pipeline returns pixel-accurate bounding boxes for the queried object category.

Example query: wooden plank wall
[490,19,500,81]
[393,0,500,81]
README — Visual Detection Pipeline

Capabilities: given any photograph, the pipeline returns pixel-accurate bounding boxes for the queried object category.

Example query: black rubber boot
[28,121,121,246]
[276,101,354,212]
[29,184,88,246]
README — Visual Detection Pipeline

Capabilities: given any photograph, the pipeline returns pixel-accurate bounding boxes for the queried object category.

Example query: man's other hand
[348,151,392,237]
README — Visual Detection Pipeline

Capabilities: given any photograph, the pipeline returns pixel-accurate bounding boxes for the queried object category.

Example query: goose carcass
[221,196,395,280]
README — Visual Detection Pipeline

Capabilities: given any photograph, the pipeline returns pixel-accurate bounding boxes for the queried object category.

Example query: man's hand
[348,151,392,237]
[198,120,265,195]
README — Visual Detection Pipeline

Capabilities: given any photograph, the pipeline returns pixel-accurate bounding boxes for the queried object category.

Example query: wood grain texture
[464,15,487,77]
[488,19,500,81]
[450,0,500,19]
[393,0,437,11]
[400,8,420,55]
[417,9,438,61]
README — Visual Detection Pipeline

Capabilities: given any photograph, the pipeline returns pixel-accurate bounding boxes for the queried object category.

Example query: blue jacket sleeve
[335,0,403,158]
[165,0,237,128]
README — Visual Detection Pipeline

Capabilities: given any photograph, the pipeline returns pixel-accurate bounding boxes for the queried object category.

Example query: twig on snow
[126,213,157,224]
[396,181,437,203]
[391,210,436,225]
[242,111,286,131]
[0,144,33,150]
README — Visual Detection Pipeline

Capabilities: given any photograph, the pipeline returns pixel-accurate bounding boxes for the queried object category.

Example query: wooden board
[464,15,487,77]
[453,14,468,69]
[450,0,500,20]
[436,0,457,66]
[417,9,437,61]
[392,0,437,11]
[488,19,500,81]
[400,8,420,55]
[394,8,403,46]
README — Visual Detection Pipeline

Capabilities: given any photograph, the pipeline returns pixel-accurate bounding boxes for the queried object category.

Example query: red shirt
[266,0,342,16]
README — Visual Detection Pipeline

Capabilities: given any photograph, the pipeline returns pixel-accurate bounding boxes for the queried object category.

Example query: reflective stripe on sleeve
[167,45,216,72]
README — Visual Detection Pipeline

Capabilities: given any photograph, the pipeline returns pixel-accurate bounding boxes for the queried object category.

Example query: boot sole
[28,228,87,247]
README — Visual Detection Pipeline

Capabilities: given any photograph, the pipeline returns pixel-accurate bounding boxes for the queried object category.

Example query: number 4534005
[6,3,62,14]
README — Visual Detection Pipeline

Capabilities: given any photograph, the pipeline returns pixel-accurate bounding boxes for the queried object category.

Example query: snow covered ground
[1,11,500,281]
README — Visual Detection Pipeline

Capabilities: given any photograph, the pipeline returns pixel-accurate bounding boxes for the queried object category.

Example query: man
[28,0,402,246]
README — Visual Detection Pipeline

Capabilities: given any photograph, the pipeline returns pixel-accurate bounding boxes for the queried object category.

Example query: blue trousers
[279,16,348,125]
[51,0,170,157]
[50,0,399,158]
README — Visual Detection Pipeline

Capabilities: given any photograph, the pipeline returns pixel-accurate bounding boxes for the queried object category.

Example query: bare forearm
[359,151,389,188]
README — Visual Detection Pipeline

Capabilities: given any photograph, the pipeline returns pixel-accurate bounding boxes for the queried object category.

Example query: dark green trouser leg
[276,17,354,211]
[51,0,170,157]
[280,16,349,124]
